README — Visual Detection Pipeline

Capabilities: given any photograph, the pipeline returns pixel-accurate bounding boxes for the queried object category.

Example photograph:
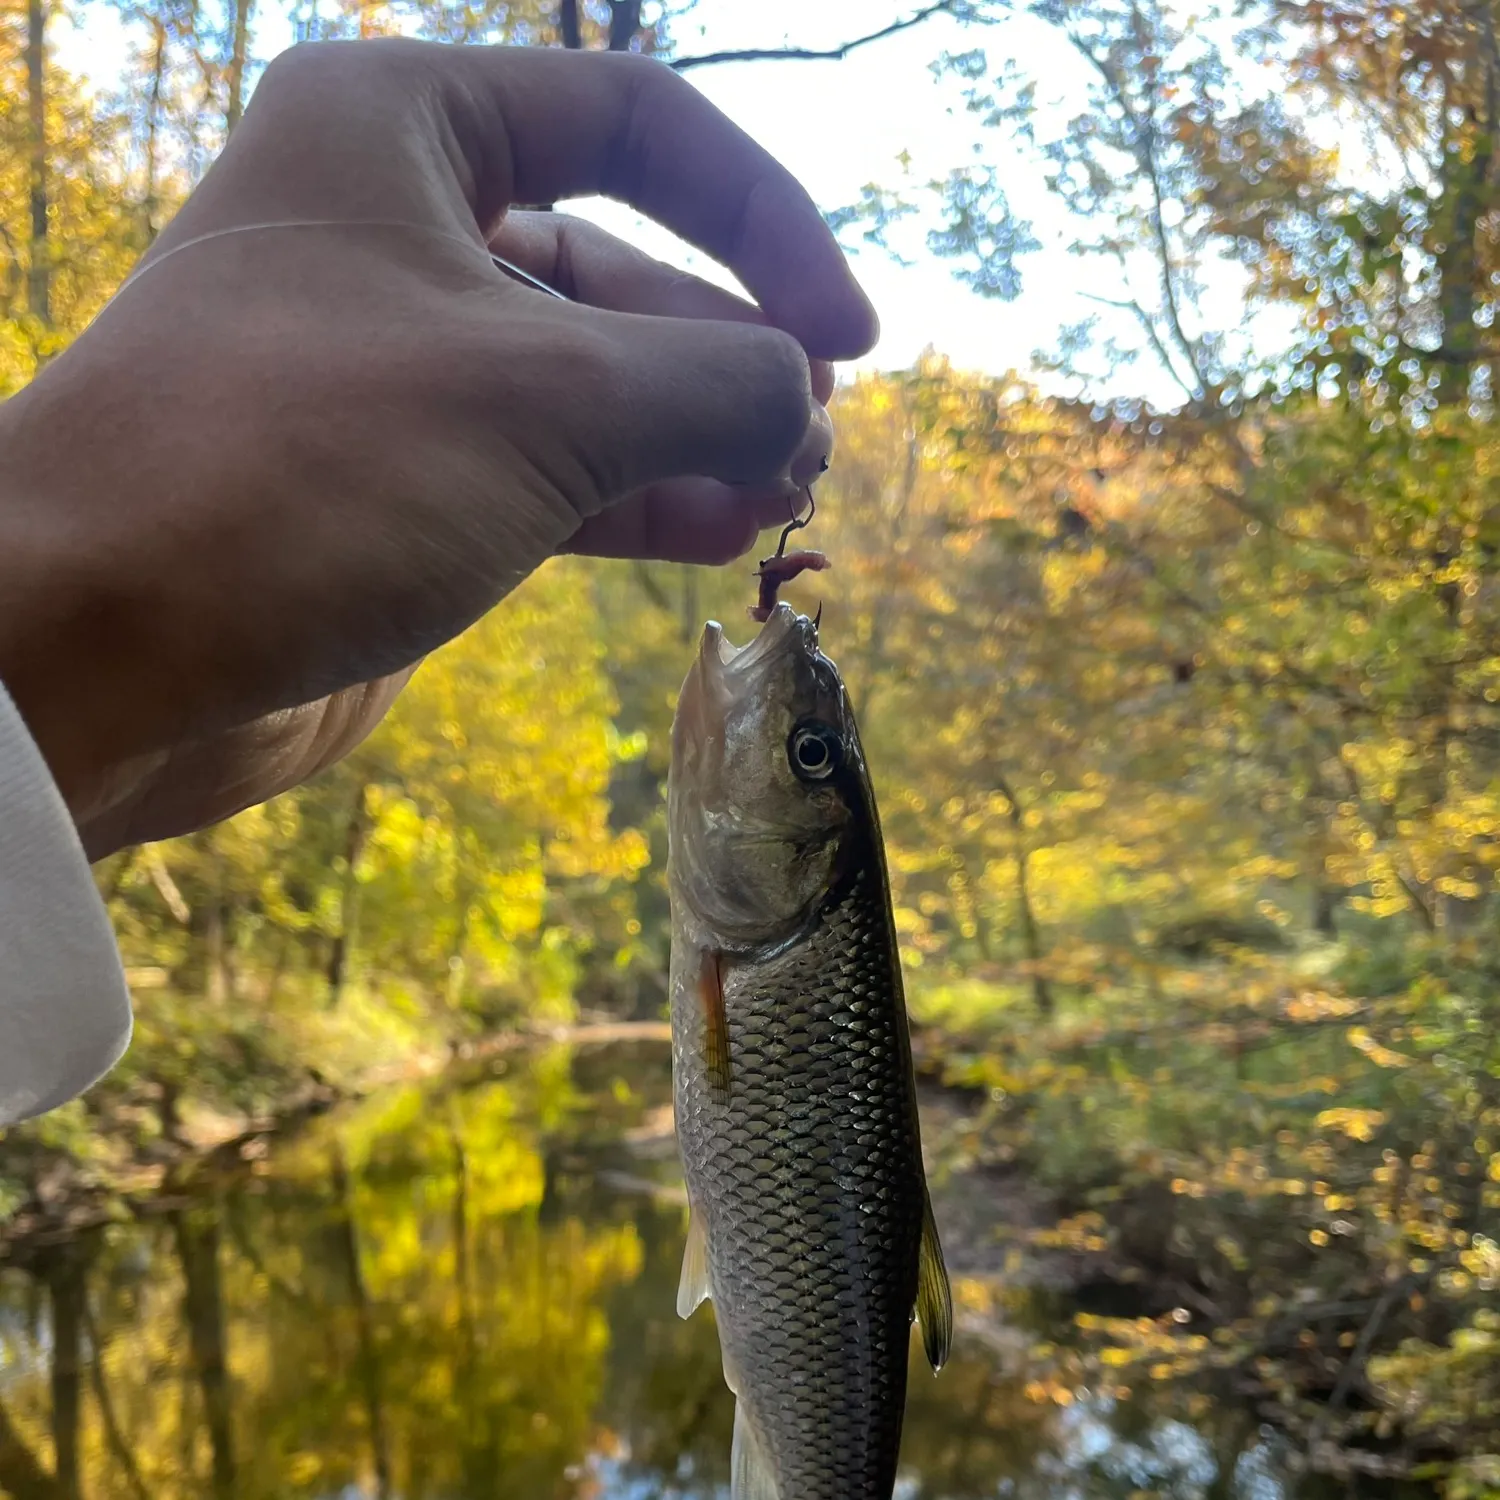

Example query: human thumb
[521,306,828,516]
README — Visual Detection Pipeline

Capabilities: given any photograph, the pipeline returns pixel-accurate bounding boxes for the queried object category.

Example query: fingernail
[788,402,834,486]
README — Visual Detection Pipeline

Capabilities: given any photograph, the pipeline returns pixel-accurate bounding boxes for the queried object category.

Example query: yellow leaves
[954,1276,997,1313]
[1458,1236,1500,1290]
[1283,990,1361,1022]
[1316,1107,1389,1143]
[1022,1378,1078,1406]
[336,559,647,1000]
[1347,1026,1414,1070]
[360,791,427,872]
[1031,1211,1110,1252]
[1072,1312,1211,1382]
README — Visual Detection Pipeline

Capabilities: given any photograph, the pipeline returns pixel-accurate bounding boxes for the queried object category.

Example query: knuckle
[255,38,350,97]
[452,315,626,493]
[593,48,675,87]
[256,36,433,106]
[551,213,610,269]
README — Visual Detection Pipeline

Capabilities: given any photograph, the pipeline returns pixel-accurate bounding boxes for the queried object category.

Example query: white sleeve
[0,682,132,1127]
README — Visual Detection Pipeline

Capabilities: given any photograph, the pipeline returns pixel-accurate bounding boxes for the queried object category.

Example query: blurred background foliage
[3,0,1500,1488]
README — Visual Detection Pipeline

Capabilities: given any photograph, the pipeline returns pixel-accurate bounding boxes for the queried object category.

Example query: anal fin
[916,1188,953,1372]
[730,1400,778,1500]
[676,1209,711,1320]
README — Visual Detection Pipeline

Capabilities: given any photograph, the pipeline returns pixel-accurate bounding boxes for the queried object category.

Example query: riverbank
[0,1017,674,1256]
[2,1015,1494,1495]
[905,985,1500,1499]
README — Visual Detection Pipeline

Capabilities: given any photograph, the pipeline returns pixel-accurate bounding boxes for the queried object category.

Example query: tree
[0,2,139,387]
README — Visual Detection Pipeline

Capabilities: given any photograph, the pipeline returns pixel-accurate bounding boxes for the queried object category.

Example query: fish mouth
[698,602,817,680]
[676,603,825,757]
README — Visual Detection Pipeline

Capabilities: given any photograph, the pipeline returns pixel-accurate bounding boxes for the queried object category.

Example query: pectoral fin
[697,947,731,1100]
[730,1400,778,1500]
[676,1209,711,1320]
[915,1189,953,1372]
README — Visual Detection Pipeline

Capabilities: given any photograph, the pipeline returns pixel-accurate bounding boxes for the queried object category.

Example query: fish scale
[673,856,926,1498]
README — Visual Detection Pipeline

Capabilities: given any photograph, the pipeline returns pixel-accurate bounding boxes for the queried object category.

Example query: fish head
[669,603,862,949]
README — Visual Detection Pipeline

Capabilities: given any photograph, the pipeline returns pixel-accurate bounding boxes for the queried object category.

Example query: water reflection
[0,1041,1378,1499]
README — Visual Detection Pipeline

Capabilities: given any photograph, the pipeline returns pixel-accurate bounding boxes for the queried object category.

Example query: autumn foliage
[4,0,1500,1490]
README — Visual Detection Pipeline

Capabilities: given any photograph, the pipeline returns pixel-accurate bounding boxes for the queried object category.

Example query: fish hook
[749,488,830,623]
[774,485,816,561]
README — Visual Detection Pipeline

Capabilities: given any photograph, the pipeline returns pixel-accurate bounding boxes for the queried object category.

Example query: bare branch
[1080,289,1196,401]
[1328,1272,1425,1410]
[1066,16,1208,399]
[671,1,959,73]
[630,560,674,616]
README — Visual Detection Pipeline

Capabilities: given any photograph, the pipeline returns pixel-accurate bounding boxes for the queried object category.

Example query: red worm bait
[750,549,831,622]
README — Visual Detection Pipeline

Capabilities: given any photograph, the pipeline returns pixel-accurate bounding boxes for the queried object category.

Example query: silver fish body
[667,603,950,1500]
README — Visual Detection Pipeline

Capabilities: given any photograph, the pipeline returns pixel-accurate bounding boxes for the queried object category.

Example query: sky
[50,0,1196,407]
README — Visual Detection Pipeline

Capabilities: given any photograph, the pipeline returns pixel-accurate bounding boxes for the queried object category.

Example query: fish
[666,600,951,1500]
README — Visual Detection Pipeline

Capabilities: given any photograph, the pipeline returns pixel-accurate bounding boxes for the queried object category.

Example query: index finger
[448,46,880,361]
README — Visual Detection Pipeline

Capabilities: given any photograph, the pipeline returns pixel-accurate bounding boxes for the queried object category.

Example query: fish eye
[788,723,842,782]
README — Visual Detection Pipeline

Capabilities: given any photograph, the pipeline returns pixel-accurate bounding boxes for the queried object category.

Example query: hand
[0,39,878,859]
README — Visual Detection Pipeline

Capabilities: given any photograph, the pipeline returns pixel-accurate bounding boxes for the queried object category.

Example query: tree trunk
[142,16,168,241]
[854,415,919,722]
[996,774,1053,1017]
[47,1255,83,1500]
[330,1146,392,1500]
[1312,883,1339,938]
[205,899,230,1004]
[449,1119,481,1492]
[0,1394,58,1500]
[558,0,580,49]
[25,0,50,327]
[82,1302,153,1500]
[171,1209,236,1500]
[608,0,642,50]
[679,564,699,646]
[1012,841,1053,1017]
[326,787,369,1005]
[224,0,254,134]
[1434,49,1495,403]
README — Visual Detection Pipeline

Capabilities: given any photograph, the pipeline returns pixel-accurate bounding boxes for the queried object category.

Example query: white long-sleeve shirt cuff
[0,682,131,1127]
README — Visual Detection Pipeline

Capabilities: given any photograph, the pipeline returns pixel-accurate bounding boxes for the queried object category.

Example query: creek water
[0,1038,1365,1499]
